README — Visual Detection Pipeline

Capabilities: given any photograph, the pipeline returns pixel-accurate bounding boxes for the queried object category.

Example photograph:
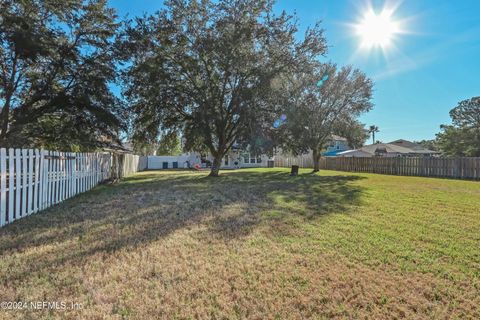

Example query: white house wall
[147,155,198,169]
[147,153,270,169]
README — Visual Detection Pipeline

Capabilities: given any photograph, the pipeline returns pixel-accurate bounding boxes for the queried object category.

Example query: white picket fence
[0,149,146,228]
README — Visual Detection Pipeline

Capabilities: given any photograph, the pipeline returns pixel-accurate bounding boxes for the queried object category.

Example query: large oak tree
[436,96,480,156]
[0,0,124,150]
[277,63,373,171]
[120,0,327,176]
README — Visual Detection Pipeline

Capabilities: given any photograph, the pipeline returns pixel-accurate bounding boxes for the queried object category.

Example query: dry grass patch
[0,168,479,319]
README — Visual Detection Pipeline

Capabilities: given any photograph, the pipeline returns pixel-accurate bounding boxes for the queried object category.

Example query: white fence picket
[27,149,34,215]
[88,153,91,190]
[79,153,84,193]
[55,151,60,204]
[8,148,14,223]
[0,149,145,227]
[0,148,6,227]
[48,150,52,206]
[46,151,51,208]
[84,153,88,191]
[67,152,71,198]
[86,153,90,190]
[21,149,27,217]
[15,149,21,218]
[73,152,77,196]
[88,154,92,189]
[58,152,65,202]
[33,149,40,213]
[62,152,66,200]
[39,150,45,210]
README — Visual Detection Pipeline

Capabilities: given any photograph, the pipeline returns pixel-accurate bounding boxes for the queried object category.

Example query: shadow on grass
[0,169,365,281]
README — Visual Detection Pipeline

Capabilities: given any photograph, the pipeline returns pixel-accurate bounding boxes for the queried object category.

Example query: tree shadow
[0,169,366,282]
[204,171,365,239]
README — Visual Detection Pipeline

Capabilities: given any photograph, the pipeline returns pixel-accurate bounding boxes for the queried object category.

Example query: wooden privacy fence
[319,157,480,179]
[274,154,314,168]
[0,149,147,228]
[276,155,480,180]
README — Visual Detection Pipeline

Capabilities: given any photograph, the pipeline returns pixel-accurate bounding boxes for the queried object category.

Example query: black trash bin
[267,160,274,168]
[162,162,168,169]
[290,165,299,176]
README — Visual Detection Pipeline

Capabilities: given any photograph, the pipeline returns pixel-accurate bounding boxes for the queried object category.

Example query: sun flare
[355,8,400,49]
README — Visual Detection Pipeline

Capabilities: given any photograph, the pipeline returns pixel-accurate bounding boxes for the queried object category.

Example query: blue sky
[110,0,480,142]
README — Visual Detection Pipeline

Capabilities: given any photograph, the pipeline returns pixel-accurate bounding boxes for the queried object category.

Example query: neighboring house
[338,139,438,157]
[221,150,271,168]
[145,134,350,169]
[147,150,272,169]
[322,135,351,156]
[389,139,437,153]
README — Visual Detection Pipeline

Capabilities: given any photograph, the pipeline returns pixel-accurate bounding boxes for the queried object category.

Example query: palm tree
[368,125,379,144]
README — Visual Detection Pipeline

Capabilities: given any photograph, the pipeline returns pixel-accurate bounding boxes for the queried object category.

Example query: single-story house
[389,139,438,155]
[337,140,438,157]
[147,151,272,169]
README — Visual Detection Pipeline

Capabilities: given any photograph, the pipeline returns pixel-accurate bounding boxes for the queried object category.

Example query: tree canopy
[119,0,327,176]
[436,97,480,157]
[0,0,124,151]
[334,120,370,149]
[275,63,373,171]
[414,139,437,152]
[156,131,182,156]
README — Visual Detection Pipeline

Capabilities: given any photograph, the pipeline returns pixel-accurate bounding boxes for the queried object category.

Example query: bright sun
[356,9,400,49]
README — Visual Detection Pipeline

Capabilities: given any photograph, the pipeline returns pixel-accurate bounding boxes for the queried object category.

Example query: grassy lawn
[0,168,479,319]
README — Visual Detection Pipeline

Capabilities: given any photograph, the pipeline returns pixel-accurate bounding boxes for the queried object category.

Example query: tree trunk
[1,55,16,143]
[312,149,321,172]
[0,99,11,142]
[209,154,223,177]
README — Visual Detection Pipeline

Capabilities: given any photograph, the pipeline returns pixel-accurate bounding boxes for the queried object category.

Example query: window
[242,153,261,164]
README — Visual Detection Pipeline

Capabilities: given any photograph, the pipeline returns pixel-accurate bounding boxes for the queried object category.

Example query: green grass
[0,168,479,319]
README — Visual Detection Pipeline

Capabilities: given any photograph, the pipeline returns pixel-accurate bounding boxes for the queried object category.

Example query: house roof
[337,149,372,157]
[339,139,438,156]
[388,139,437,153]
[358,143,414,155]
[331,134,348,142]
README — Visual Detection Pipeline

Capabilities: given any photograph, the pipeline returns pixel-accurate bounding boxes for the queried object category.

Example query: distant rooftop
[331,134,348,142]
[338,139,438,156]
[389,139,436,153]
